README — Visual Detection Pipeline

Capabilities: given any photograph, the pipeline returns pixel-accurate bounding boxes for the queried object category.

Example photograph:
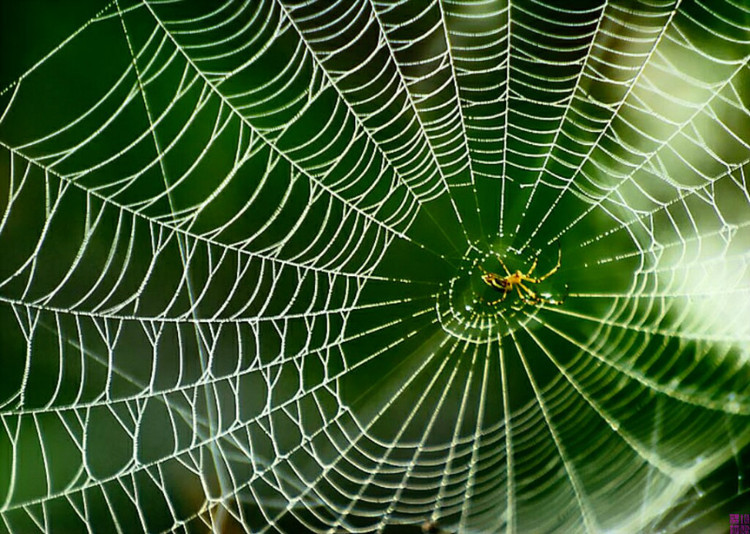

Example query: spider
[477,247,564,306]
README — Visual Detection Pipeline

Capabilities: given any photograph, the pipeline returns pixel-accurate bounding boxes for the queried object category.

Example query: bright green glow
[0,1,749,533]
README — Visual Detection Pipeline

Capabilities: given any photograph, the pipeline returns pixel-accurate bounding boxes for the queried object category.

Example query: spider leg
[515,286,527,303]
[483,291,507,306]
[517,282,542,304]
[502,287,511,303]
[480,288,509,306]
[518,282,538,300]
[534,245,562,283]
[526,255,539,277]
[496,255,512,276]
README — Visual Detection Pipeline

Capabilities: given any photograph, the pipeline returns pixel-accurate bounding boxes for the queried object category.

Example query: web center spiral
[436,244,564,343]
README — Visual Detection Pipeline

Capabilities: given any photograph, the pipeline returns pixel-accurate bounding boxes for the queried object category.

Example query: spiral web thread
[0,0,749,532]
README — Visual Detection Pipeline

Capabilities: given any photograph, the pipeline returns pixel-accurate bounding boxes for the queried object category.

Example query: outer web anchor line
[436,243,566,344]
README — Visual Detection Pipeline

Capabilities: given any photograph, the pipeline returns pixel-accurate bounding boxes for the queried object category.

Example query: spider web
[0,0,749,532]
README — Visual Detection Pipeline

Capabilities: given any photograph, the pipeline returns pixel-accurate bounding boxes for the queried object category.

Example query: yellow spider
[478,247,564,306]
